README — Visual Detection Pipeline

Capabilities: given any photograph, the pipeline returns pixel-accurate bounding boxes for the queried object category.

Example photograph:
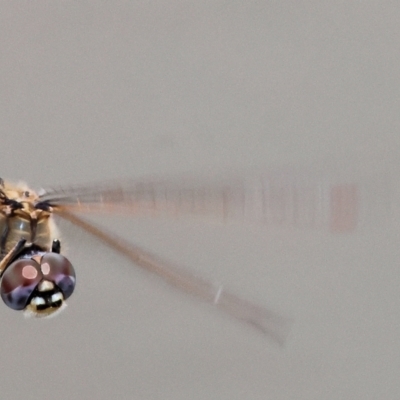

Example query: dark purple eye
[0,259,42,310]
[0,253,76,311]
[40,253,76,299]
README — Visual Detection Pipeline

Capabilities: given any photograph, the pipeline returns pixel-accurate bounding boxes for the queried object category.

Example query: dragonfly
[0,171,348,345]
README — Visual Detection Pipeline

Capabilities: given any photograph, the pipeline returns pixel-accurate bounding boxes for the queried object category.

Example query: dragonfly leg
[0,238,27,276]
[51,239,61,254]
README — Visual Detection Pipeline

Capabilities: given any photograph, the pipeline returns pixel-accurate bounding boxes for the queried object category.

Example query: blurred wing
[38,173,348,230]
[39,176,256,218]
[54,208,291,344]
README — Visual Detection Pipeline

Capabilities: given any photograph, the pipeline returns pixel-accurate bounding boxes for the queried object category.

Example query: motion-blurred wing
[38,173,350,230]
[55,208,291,344]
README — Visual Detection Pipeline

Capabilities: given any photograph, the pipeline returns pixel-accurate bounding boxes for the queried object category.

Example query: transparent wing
[38,175,265,221]
[38,172,357,232]
[54,209,292,345]
[40,167,395,342]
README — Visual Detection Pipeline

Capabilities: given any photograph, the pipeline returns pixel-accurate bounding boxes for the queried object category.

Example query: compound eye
[0,260,42,310]
[40,253,76,299]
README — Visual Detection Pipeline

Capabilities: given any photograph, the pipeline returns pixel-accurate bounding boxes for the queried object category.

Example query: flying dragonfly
[0,171,362,345]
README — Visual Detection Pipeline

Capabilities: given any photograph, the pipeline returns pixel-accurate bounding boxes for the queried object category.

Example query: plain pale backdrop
[0,2,399,400]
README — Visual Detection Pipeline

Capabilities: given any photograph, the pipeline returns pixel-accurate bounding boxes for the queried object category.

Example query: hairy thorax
[0,182,55,258]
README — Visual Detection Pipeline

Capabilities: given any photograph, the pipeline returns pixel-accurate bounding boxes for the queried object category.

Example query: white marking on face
[31,297,45,306]
[51,293,63,303]
[38,280,54,292]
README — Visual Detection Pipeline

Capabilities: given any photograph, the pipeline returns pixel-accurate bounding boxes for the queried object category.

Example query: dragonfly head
[0,252,76,317]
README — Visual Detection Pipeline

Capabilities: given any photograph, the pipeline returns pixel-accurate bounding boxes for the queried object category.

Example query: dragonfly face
[0,250,76,317]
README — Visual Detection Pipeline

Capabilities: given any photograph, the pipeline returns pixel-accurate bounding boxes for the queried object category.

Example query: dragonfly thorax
[0,182,54,256]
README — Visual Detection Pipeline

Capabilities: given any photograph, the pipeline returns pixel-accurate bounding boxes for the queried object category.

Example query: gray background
[1,2,399,399]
